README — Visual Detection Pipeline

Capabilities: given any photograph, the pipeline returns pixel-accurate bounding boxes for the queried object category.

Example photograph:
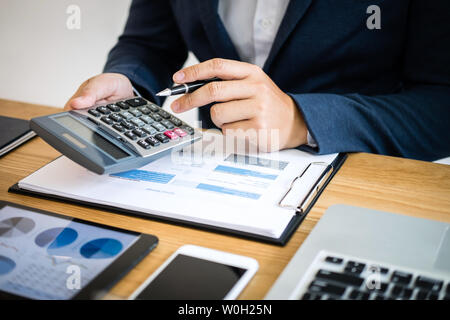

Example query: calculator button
[132,128,147,138]
[121,121,135,130]
[148,104,159,112]
[109,113,122,122]
[155,133,170,143]
[116,101,130,109]
[101,116,114,125]
[88,109,101,117]
[180,125,195,135]
[145,136,160,146]
[130,118,145,127]
[126,97,147,107]
[129,109,142,117]
[164,130,179,140]
[170,116,182,126]
[96,106,111,115]
[158,109,171,119]
[142,125,157,135]
[124,131,138,141]
[173,128,187,137]
[119,111,133,121]
[112,124,126,132]
[138,106,151,114]
[152,123,166,132]
[106,104,121,112]
[161,120,175,129]
[150,113,162,122]
[137,139,151,149]
[140,115,154,124]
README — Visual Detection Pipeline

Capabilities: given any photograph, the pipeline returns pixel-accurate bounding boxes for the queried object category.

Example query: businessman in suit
[65,0,450,161]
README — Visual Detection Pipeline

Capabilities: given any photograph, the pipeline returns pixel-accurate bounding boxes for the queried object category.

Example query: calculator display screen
[55,115,129,160]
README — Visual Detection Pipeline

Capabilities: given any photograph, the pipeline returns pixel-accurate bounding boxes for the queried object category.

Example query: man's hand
[170,58,308,151]
[64,73,134,110]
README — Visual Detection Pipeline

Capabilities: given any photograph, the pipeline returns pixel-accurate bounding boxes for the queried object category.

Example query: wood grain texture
[1,98,449,299]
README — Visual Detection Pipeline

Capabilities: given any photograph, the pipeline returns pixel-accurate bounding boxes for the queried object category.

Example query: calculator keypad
[155,133,170,143]
[75,97,198,157]
[101,116,114,125]
[97,106,111,115]
[109,113,122,122]
[124,131,138,140]
[88,109,101,117]
[107,104,121,112]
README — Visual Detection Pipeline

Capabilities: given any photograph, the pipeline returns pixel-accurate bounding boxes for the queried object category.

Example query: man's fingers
[64,95,96,110]
[222,119,277,152]
[210,100,257,128]
[64,79,104,110]
[171,80,255,113]
[221,120,258,146]
[64,73,133,110]
[173,58,260,83]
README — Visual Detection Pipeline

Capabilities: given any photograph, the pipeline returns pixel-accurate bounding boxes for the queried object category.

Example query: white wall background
[0,0,198,125]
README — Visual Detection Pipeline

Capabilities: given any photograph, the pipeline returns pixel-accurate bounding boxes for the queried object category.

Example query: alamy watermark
[66,4,81,30]
[367,5,381,30]
[365,265,382,290]
[66,264,81,290]
[169,125,282,166]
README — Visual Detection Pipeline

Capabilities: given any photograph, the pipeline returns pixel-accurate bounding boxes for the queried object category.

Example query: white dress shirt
[218,0,317,147]
[218,0,290,68]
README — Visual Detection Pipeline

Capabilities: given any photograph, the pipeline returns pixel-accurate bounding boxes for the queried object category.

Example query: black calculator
[30,97,202,174]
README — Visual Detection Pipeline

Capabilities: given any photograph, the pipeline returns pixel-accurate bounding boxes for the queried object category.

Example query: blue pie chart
[80,238,123,259]
[0,255,16,275]
[35,227,78,249]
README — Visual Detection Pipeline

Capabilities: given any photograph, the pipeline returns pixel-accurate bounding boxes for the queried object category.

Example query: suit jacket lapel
[196,0,240,61]
[195,0,313,71]
[263,0,313,72]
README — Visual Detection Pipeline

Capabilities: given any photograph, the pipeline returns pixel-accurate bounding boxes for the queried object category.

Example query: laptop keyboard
[296,251,450,300]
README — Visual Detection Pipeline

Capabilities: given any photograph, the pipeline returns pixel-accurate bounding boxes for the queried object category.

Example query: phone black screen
[135,254,246,299]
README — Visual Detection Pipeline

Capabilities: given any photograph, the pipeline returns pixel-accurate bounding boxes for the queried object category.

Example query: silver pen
[156,77,221,97]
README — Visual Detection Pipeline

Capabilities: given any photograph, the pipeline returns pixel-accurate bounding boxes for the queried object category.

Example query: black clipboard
[8,153,347,246]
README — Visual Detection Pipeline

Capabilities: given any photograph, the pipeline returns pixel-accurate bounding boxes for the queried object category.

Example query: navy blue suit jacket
[104,0,450,161]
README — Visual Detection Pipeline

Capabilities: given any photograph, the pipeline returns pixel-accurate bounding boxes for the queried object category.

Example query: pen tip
[156,89,171,97]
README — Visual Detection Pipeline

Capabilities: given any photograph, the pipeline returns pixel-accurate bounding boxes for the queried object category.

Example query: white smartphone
[128,244,259,300]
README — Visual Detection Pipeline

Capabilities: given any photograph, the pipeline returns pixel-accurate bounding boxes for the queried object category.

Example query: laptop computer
[265,204,450,300]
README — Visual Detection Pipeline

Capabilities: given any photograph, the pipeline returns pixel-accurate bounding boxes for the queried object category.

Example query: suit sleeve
[291,1,450,161]
[103,0,188,105]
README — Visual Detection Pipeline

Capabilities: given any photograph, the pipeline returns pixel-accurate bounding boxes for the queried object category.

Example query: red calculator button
[164,130,179,140]
[173,128,187,137]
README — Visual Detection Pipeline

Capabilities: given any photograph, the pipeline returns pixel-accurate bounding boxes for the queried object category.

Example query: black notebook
[0,116,36,156]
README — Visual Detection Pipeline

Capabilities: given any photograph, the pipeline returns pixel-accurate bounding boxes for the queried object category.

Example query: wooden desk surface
[1,98,450,299]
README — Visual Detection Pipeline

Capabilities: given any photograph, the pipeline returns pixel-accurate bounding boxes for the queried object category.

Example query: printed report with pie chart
[0,205,138,299]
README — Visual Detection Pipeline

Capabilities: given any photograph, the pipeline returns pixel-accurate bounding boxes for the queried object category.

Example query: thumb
[68,94,97,110]
[64,76,114,110]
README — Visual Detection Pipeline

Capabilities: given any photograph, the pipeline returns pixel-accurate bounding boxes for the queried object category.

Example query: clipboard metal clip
[278,162,333,215]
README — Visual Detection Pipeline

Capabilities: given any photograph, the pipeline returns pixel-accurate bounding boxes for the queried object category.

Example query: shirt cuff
[132,85,142,97]
[306,130,318,148]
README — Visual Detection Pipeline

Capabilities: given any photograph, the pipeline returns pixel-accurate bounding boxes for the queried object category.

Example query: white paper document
[19,133,338,239]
